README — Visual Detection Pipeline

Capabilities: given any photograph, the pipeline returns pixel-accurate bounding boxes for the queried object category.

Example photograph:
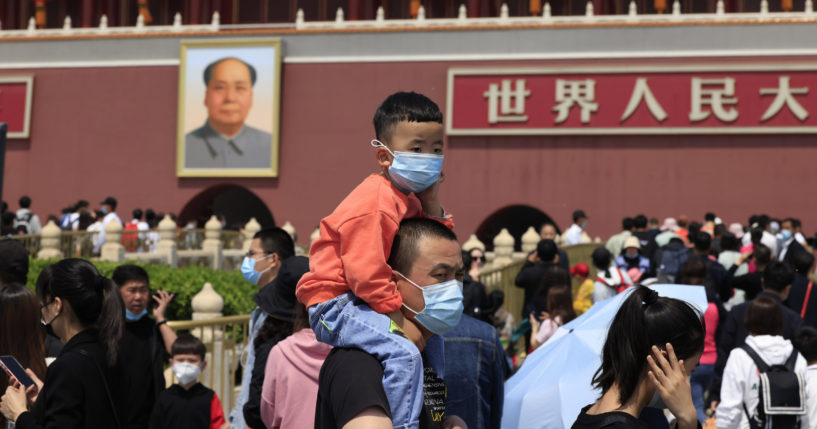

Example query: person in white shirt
[715,297,809,429]
[14,196,42,234]
[93,196,123,254]
[792,326,817,429]
[564,209,588,246]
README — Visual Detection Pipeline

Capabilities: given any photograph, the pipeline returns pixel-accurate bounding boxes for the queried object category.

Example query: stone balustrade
[0,0,814,38]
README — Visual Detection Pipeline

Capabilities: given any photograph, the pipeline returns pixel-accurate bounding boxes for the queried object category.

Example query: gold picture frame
[176,38,282,177]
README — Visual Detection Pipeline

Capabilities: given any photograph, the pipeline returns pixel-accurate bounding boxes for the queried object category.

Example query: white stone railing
[0,0,814,38]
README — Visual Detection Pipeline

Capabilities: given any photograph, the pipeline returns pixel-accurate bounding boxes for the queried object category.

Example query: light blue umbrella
[502,284,708,429]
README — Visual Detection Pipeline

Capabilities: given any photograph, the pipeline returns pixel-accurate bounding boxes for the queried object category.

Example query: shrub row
[26,259,257,321]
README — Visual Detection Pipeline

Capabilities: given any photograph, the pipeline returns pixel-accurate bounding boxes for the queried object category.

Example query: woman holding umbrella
[572,287,706,429]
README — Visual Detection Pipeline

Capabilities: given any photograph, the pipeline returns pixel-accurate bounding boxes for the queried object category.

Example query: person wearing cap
[93,196,122,254]
[249,256,325,429]
[230,227,295,429]
[563,209,588,246]
[614,236,651,284]
[655,217,680,248]
[570,263,594,315]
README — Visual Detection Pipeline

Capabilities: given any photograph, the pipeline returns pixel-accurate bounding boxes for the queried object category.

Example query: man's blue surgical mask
[781,229,793,241]
[241,254,271,285]
[126,308,148,321]
[395,271,463,335]
[371,140,443,194]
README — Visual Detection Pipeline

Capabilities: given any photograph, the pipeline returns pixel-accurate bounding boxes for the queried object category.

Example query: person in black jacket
[785,250,817,327]
[515,239,559,320]
[1,258,127,429]
[113,265,177,429]
[706,261,804,412]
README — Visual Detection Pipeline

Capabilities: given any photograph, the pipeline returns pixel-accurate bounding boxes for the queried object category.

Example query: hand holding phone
[0,356,35,388]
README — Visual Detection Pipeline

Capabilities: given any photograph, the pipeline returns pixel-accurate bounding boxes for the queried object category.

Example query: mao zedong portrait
[184,57,272,169]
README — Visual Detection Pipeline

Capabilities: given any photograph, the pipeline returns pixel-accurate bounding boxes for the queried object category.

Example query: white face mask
[172,362,201,386]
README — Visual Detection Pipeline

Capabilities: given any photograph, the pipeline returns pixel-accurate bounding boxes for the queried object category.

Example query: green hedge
[26,259,256,321]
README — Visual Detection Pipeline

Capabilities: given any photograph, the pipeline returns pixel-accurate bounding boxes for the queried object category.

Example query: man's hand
[416,172,444,218]
[444,415,468,429]
[527,251,539,263]
[152,290,175,322]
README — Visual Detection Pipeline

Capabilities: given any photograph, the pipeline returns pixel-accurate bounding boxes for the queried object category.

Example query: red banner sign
[446,65,817,135]
[0,77,34,138]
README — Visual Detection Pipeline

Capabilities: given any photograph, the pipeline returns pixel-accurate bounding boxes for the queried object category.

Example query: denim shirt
[443,315,507,429]
[229,307,266,428]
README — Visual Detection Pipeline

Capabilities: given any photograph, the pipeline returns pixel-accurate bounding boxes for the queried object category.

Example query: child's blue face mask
[371,140,443,194]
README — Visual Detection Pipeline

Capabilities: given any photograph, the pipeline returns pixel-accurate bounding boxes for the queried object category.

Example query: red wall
[5,57,817,245]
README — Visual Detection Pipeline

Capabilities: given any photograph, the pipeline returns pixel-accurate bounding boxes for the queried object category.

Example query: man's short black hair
[132,209,143,221]
[573,209,587,223]
[254,227,295,261]
[622,217,634,231]
[754,244,772,266]
[633,215,647,229]
[112,264,149,288]
[373,92,443,141]
[792,326,817,363]
[387,218,458,275]
[704,212,716,222]
[203,57,257,87]
[757,214,770,230]
[720,233,739,252]
[19,196,31,209]
[0,238,29,285]
[792,250,815,275]
[763,261,794,292]
[694,232,711,253]
[536,239,558,263]
[171,334,206,360]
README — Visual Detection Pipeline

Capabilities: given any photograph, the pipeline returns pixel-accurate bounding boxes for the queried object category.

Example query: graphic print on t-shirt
[423,365,446,423]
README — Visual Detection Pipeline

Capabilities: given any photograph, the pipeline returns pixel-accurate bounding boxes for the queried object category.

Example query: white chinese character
[689,77,739,122]
[553,79,599,124]
[620,78,668,123]
[759,76,809,122]
[483,79,531,124]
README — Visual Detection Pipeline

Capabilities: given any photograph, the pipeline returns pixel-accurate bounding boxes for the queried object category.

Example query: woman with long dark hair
[0,259,126,429]
[0,284,47,407]
[572,287,705,429]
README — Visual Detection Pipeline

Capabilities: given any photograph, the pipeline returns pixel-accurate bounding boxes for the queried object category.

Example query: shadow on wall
[178,184,275,229]
[474,205,558,252]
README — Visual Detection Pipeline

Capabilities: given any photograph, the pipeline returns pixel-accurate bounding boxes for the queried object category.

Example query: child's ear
[201,361,207,372]
[376,147,392,167]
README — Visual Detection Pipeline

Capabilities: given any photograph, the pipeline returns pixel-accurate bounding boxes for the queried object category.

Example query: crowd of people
[1,89,816,429]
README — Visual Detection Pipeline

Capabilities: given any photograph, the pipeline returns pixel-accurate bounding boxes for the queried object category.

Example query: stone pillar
[202,215,223,270]
[156,215,178,268]
[190,282,224,394]
[37,221,63,259]
[462,234,485,252]
[100,220,124,262]
[521,226,540,253]
[242,218,261,253]
[492,228,515,267]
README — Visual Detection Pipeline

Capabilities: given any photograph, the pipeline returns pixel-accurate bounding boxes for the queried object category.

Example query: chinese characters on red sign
[446,66,817,135]
[0,77,34,139]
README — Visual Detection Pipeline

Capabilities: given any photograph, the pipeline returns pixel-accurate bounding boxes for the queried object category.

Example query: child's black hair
[792,326,817,363]
[592,287,705,406]
[373,92,443,141]
[171,334,207,360]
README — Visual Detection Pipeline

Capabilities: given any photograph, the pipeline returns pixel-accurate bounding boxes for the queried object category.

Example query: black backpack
[740,344,806,429]
[15,212,33,234]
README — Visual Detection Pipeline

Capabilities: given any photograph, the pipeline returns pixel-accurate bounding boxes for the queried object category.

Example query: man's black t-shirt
[120,317,166,429]
[315,347,445,429]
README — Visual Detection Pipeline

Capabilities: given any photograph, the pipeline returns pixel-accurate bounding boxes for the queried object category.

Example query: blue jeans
[310,292,424,429]
[690,363,714,424]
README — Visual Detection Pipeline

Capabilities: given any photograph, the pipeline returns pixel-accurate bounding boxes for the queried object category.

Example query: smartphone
[0,355,35,388]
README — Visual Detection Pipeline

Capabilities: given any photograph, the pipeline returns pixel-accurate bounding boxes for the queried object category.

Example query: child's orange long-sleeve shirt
[296,174,454,313]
